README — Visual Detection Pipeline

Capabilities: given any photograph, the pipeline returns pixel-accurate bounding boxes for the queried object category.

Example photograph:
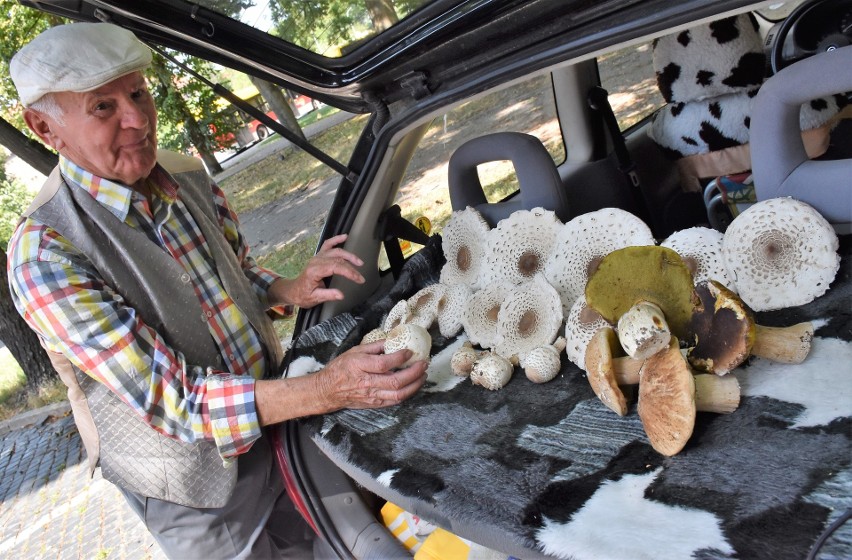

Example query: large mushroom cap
[585,245,698,339]
[494,275,563,360]
[661,227,737,292]
[564,295,612,368]
[545,208,656,315]
[461,281,513,349]
[686,280,756,375]
[637,339,697,456]
[382,299,413,332]
[584,327,629,416]
[437,283,473,338]
[485,207,561,285]
[722,198,839,311]
[407,284,446,329]
[440,207,492,289]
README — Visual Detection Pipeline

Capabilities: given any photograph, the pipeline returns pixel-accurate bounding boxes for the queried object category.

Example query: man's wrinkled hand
[269,234,365,310]
[313,341,428,411]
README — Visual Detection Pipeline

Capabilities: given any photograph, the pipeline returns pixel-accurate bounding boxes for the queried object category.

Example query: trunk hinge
[400,71,432,100]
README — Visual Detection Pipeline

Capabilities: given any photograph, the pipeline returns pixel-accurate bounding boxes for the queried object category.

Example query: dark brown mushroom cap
[686,280,756,375]
[638,339,696,457]
[585,246,698,338]
[584,327,628,416]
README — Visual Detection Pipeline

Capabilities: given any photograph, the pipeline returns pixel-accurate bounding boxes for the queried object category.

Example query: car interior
[276,1,851,558]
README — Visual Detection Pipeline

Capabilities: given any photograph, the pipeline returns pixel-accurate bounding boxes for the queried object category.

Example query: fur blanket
[288,235,851,560]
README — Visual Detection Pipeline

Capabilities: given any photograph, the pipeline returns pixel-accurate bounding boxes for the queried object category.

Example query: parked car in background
[20,0,852,558]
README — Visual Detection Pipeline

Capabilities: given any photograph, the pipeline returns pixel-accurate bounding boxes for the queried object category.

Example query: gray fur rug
[288,235,851,560]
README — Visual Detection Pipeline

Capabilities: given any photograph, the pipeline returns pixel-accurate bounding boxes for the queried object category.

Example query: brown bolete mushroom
[585,245,698,360]
[687,279,814,375]
[638,339,740,456]
[583,327,638,416]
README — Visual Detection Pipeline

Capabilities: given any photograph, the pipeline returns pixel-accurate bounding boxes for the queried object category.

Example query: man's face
[32,72,158,188]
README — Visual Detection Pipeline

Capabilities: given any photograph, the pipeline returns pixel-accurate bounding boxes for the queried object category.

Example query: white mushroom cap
[722,198,840,311]
[384,323,432,367]
[461,281,512,349]
[407,284,446,329]
[564,295,612,368]
[484,207,561,285]
[544,208,656,315]
[494,274,563,360]
[450,341,480,377]
[360,327,387,345]
[521,337,566,384]
[661,227,737,292]
[437,283,473,338]
[383,299,412,332]
[440,207,491,289]
[470,352,514,390]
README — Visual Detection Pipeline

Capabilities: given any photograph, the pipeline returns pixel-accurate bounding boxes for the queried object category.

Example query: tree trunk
[0,251,57,390]
[366,0,399,32]
[0,117,57,176]
[248,76,306,142]
[150,57,223,175]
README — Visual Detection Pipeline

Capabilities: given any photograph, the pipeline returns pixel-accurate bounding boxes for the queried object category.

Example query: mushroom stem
[752,322,814,364]
[617,301,672,360]
[612,357,643,384]
[693,374,740,414]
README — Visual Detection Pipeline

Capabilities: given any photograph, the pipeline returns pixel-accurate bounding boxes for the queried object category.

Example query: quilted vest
[25,150,283,508]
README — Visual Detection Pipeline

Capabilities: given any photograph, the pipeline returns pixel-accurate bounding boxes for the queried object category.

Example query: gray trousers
[119,438,315,559]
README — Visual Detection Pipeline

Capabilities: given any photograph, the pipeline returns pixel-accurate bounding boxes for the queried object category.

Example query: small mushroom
[360,327,387,345]
[407,284,446,329]
[383,299,412,332]
[638,340,741,456]
[522,337,567,384]
[585,245,698,359]
[687,280,814,374]
[470,352,514,390]
[544,208,656,315]
[437,283,473,338]
[661,226,737,292]
[616,301,671,360]
[451,341,482,377]
[564,295,612,369]
[440,207,492,290]
[494,274,563,360]
[384,324,432,367]
[485,207,561,285]
[722,198,839,311]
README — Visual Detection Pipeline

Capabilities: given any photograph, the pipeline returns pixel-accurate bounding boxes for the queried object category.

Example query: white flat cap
[10,22,152,106]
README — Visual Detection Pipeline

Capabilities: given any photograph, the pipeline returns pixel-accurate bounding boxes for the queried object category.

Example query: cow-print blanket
[287,234,851,560]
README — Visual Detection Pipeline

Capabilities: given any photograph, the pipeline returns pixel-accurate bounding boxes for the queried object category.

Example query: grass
[0,347,66,422]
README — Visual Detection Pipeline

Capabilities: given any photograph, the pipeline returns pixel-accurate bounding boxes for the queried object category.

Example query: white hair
[27,93,66,126]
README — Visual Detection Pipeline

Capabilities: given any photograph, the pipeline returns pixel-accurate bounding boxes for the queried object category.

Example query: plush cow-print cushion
[653,14,764,104]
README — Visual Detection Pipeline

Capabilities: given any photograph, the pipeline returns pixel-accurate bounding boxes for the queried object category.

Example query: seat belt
[379,205,431,280]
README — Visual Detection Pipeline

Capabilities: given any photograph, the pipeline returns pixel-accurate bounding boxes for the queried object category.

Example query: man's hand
[255,341,428,426]
[268,234,365,310]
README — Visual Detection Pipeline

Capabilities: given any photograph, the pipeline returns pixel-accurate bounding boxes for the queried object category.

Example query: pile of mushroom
[361,197,839,456]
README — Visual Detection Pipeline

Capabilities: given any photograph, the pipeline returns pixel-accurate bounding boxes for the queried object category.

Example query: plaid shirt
[7,156,283,459]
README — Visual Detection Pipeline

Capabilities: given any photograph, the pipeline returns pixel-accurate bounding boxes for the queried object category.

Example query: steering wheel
[769,0,852,74]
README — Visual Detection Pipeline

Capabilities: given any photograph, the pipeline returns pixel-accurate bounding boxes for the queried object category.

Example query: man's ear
[23,109,65,151]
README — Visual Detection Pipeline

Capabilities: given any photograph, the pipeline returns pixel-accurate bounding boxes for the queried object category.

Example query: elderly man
[6,22,427,559]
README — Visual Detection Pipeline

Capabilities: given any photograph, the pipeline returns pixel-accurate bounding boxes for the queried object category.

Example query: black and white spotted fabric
[288,234,852,560]
[647,14,844,158]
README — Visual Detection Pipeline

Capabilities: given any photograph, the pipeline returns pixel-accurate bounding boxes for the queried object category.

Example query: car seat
[447,131,569,226]
[646,13,844,229]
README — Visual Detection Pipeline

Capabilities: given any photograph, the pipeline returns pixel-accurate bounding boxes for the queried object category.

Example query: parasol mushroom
[360,327,387,345]
[384,323,432,367]
[485,207,561,285]
[494,274,563,360]
[564,295,612,369]
[661,226,737,292]
[585,245,698,360]
[461,281,513,349]
[437,283,473,338]
[451,341,482,377]
[383,299,412,332]
[638,339,740,456]
[522,337,567,384]
[406,284,446,329]
[544,208,656,315]
[687,279,814,375]
[721,198,839,311]
[440,207,492,290]
[470,351,515,390]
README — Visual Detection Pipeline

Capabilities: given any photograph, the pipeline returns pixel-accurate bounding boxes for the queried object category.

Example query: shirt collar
[59,156,180,221]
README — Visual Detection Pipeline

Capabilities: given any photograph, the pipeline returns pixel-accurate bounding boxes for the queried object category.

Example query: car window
[598,41,665,131]
[379,74,564,269]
